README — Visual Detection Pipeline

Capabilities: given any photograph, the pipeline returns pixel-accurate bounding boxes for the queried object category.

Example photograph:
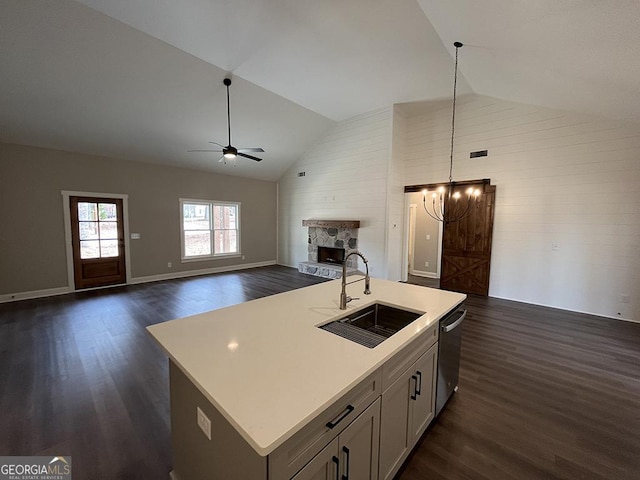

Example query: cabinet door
[292,437,340,480]
[379,343,439,480]
[338,398,380,480]
[408,343,437,440]
[378,372,412,480]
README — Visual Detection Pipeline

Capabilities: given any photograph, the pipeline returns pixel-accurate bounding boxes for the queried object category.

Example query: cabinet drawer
[381,322,438,392]
[269,368,382,480]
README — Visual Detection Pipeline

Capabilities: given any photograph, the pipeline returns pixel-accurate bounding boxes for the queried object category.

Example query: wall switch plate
[130,233,141,239]
[426,234,430,240]
[197,407,211,440]
[552,242,560,251]
[620,294,630,304]
[167,262,172,268]
[425,261,430,267]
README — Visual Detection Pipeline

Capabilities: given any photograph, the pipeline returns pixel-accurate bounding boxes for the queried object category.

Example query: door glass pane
[100,240,119,257]
[98,203,118,221]
[99,221,118,239]
[184,231,211,256]
[79,222,99,240]
[78,202,97,221]
[80,240,100,259]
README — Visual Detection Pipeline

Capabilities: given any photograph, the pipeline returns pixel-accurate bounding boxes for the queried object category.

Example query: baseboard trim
[409,270,439,279]
[0,286,72,304]
[129,260,277,285]
[0,261,277,303]
[490,294,638,324]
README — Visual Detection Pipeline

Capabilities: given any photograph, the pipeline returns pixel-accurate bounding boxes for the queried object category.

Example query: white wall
[278,108,393,278]
[403,95,640,321]
[385,106,408,281]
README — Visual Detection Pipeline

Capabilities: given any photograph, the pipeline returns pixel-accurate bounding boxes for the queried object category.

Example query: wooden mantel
[302,219,360,229]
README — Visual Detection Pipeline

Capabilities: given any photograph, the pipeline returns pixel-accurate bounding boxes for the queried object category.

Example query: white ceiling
[1,0,638,181]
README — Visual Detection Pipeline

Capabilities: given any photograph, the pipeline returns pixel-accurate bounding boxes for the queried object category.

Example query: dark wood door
[70,196,126,289]
[440,184,496,295]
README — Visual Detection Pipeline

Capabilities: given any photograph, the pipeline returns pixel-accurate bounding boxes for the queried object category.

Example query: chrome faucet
[339,251,371,309]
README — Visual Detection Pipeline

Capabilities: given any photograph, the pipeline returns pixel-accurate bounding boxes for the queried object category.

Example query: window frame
[180,198,242,262]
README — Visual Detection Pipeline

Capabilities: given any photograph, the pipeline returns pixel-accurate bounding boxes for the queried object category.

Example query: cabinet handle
[416,370,422,396]
[326,405,355,429]
[411,375,418,400]
[332,456,340,480]
[342,446,350,480]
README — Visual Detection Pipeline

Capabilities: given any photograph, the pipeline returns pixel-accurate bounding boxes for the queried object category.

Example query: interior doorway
[403,180,495,296]
[405,196,443,282]
[62,191,131,290]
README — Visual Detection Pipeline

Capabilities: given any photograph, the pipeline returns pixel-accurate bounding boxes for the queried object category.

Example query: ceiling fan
[189,77,264,162]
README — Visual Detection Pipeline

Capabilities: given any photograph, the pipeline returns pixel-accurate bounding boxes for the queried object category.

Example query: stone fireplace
[298,220,360,279]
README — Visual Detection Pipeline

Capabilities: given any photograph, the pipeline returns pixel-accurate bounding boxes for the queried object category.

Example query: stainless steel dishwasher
[435,307,466,416]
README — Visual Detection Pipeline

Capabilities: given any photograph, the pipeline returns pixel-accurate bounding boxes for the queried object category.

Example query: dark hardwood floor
[398,295,640,480]
[1,266,639,479]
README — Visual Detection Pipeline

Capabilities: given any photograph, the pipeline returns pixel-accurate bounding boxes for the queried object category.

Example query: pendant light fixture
[422,41,482,224]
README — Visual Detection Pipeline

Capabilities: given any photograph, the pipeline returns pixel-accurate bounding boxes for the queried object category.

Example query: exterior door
[70,196,126,289]
[440,183,496,295]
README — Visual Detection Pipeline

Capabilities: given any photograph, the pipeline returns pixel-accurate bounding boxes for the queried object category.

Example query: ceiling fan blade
[208,141,226,148]
[218,156,225,163]
[238,152,262,162]
[238,147,265,153]
[188,149,223,152]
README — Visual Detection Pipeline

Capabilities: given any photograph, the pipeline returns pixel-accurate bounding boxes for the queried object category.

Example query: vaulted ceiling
[1,0,638,181]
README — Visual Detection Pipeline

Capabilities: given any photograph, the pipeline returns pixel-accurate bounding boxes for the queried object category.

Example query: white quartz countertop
[147,277,465,456]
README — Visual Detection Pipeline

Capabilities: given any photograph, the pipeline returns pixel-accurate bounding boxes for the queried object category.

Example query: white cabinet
[292,398,380,480]
[378,343,438,480]
[291,437,339,480]
[270,370,382,479]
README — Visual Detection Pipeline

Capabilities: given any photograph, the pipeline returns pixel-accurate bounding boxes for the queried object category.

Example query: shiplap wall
[278,107,393,277]
[403,95,640,321]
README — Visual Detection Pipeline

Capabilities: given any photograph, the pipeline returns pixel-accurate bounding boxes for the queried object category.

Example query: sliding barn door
[440,184,496,295]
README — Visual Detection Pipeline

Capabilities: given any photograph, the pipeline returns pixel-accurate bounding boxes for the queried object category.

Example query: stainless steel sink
[319,303,423,348]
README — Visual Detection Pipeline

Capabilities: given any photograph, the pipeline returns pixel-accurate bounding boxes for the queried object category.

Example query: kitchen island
[147,276,465,480]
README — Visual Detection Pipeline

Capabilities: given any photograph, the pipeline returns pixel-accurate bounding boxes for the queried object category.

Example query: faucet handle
[347,296,359,303]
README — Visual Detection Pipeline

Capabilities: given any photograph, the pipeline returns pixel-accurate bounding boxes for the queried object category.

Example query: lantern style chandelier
[422,41,482,224]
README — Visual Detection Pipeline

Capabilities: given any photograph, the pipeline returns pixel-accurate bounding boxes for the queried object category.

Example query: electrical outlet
[552,242,560,251]
[167,262,172,268]
[197,407,211,440]
[426,234,430,240]
[425,261,430,267]
[620,294,630,304]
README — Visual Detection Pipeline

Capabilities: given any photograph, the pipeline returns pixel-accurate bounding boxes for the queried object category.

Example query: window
[180,199,241,260]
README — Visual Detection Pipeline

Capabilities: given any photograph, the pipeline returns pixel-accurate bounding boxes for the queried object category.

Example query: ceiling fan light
[224,152,236,159]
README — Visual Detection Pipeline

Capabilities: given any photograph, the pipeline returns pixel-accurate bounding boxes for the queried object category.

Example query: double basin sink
[319,303,423,348]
